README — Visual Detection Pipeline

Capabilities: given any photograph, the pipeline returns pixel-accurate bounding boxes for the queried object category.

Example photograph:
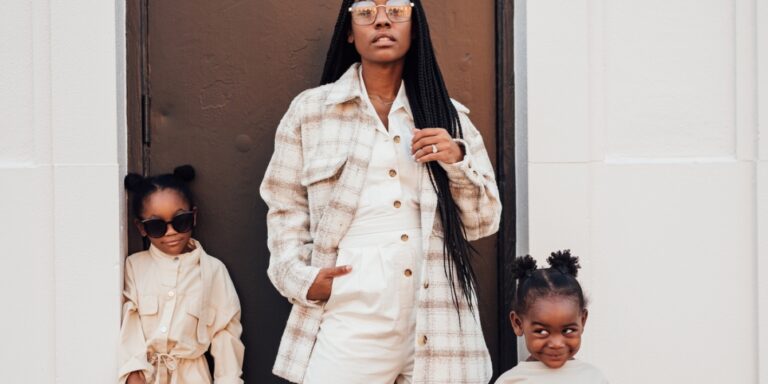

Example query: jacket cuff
[118,356,153,384]
[289,266,323,308]
[438,138,474,185]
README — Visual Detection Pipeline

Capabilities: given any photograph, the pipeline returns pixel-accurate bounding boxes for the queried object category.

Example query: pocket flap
[186,303,216,344]
[186,304,215,326]
[138,296,158,315]
[300,156,347,186]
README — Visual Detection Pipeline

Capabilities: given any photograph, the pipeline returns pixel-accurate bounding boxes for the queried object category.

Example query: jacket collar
[148,239,202,268]
[325,63,364,106]
[326,62,414,118]
[357,65,413,120]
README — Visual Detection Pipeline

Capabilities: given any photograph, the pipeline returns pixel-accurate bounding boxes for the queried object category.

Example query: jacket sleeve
[210,268,245,384]
[117,258,153,384]
[438,102,502,241]
[259,95,322,307]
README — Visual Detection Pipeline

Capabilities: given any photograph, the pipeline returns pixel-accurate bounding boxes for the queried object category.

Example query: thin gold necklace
[369,93,395,105]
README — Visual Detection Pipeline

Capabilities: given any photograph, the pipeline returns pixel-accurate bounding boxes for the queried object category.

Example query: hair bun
[124,173,146,192]
[511,255,538,280]
[547,249,580,277]
[173,165,196,182]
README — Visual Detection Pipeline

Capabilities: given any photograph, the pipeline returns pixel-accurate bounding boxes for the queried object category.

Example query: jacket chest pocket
[300,156,347,187]
[301,156,348,222]
[184,303,216,346]
[138,295,159,335]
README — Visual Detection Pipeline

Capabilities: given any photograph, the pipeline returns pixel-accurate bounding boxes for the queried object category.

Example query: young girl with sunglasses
[119,165,244,384]
[495,251,608,383]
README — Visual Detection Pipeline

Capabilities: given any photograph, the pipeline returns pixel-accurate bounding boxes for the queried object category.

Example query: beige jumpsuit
[118,240,244,384]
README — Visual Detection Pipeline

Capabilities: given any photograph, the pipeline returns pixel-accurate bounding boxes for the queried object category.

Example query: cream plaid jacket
[260,63,501,383]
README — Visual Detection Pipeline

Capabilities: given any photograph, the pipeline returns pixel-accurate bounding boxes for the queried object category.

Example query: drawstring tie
[149,352,179,384]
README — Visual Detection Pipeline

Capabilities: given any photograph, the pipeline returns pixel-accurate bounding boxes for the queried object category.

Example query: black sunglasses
[140,211,195,238]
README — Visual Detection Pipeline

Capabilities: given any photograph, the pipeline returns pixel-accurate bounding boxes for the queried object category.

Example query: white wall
[525,0,765,383]
[757,1,768,381]
[0,0,125,382]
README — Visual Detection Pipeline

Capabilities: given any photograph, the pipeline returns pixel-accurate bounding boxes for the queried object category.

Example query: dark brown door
[127,1,503,382]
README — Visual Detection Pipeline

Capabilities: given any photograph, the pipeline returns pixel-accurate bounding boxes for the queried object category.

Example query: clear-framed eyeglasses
[348,0,415,26]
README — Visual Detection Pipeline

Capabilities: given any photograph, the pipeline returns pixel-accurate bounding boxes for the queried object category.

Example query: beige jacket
[118,240,244,384]
[260,63,502,383]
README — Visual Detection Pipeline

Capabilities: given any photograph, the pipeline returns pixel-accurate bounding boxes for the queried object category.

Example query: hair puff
[172,165,196,182]
[547,249,581,277]
[511,255,538,281]
[123,173,146,192]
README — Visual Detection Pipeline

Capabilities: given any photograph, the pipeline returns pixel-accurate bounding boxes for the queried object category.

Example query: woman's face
[348,0,412,65]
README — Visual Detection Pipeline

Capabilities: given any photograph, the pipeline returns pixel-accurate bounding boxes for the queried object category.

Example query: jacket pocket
[186,303,216,344]
[138,295,158,315]
[300,156,347,186]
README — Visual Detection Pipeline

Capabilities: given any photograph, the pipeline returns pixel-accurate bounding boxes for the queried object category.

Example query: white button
[160,326,167,334]
[168,291,175,298]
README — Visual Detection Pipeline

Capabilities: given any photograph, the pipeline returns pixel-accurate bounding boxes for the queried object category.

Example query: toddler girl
[496,250,608,383]
[118,165,244,384]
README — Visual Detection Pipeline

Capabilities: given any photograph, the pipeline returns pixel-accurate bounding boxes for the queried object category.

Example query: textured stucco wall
[525,0,766,382]
[0,0,125,382]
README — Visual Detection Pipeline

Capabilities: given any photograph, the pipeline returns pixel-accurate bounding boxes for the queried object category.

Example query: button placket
[156,262,180,346]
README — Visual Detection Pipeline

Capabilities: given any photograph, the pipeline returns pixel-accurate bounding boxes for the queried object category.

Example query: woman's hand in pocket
[306,265,352,301]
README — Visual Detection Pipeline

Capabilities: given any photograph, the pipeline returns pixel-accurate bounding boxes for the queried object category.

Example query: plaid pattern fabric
[260,63,501,383]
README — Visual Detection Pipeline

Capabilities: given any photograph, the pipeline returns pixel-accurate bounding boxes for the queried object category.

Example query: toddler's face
[510,296,587,369]
[136,189,196,256]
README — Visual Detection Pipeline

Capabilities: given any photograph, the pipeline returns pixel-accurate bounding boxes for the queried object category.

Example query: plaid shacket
[260,63,501,383]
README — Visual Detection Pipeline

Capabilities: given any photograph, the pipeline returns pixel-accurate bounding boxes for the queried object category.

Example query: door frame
[126,0,518,375]
[495,0,518,376]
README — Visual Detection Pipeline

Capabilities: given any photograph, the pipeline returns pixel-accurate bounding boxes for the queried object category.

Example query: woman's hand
[126,371,146,384]
[411,128,464,164]
[306,265,352,301]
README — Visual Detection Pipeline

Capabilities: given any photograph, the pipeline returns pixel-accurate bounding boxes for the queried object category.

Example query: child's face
[135,189,196,256]
[510,296,588,369]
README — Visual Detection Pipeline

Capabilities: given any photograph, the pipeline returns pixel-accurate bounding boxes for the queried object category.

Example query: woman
[260,0,501,382]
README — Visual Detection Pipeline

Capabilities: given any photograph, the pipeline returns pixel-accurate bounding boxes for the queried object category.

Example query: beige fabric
[118,240,244,384]
[303,70,423,383]
[495,360,610,383]
[352,66,422,226]
[260,63,502,383]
